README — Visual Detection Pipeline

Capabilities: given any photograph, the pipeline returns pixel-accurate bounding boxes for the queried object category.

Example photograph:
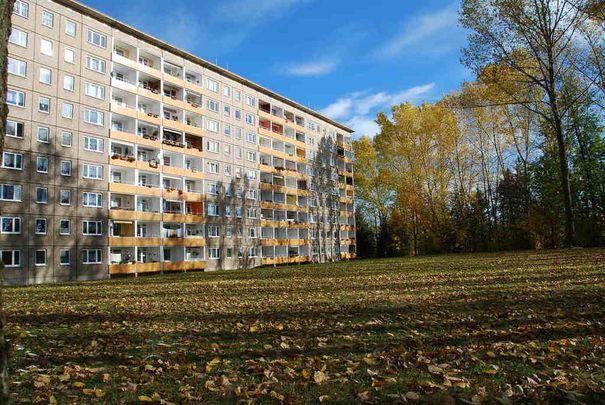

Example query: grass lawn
[5,249,605,404]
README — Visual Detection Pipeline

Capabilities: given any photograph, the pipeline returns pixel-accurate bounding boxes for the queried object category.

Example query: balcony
[109,262,162,275]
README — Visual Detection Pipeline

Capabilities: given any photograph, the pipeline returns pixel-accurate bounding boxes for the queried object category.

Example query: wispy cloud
[284,59,338,77]
[114,0,314,56]
[320,83,435,137]
[373,3,461,60]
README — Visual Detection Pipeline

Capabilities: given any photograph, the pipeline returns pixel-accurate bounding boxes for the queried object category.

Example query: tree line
[354,0,605,258]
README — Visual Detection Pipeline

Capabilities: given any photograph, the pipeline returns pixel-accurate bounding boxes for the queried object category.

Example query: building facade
[2,0,356,285]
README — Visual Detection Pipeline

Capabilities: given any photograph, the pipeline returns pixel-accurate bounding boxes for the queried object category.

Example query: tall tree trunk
[1,1,15,402]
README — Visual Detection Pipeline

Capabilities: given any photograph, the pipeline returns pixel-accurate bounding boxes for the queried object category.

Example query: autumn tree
[374,102,460,255]
[1,0,15,401]
[352,136,393,257]
[461,0,597,246]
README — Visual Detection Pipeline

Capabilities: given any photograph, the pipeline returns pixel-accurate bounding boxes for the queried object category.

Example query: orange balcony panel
[110,183,137,195]
[136,185,162,197]
[137,111,162,126]
[163,119,186,132]
[137,212,162,221]
[137,86,162,102]
[109,209,137,221]
[111,156,137,169]
[109,237,161,247]
[109,262,162,275]
[163,96,188,111]
[182,191,203,202]
[136,160,160,172]
[163,260,206,272]
[163,165,186,177]
[184,123,204,136]
[112,104,138,119]
[138,63,161,78]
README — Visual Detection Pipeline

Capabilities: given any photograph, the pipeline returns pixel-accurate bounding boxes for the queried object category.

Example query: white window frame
[64,48,75,64]
[59,189,71,205]
[34,218,47,235]
[7,57,26,77]
[82,249,102,264]
[37,127,50,143]
[60,160,72,177]
[59,219,71,235]
[6,89,25,107]
[6,120,24,139]
[82,220,102,236]
[65,20,76,37]
[41,10,54,28]
[1,217,21,234]
[40,38,53,56]
[1,250,21,268]
[0,184,22,202]
[2,152,23,170]
[82,192,103,208]
[36,156,49,173]
[59,249,71,265]
[83,109,104,126]
[63,75,75,91]
[82,164,103,180]
[83,136,104,152]
[35,187,48,204]
[84,82,105,99]
[34,249,47,267]
[9,28,28,47]
[62,102,74,119]
[13,1,29,18]
[87,30,107,48]
[85,55,106,73]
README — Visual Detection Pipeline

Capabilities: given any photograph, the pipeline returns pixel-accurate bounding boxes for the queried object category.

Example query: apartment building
[2,0,356,285]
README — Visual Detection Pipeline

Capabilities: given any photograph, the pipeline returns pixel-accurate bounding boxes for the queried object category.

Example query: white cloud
[320,83,435,137]
[285,60,338,77]
[374,3,461,60]
[217,0,313,23]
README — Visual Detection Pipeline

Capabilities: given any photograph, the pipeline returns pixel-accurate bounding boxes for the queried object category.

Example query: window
[1,217,21,234]
[40,39,53,56]
[59,249,70,265]
[85,56,106,73]
[207,203,219,216]
[223,144,231,156]
[1,250,21,267]
[245,95,255,107]
[6,89,25,107]
[82,192,102,207]
[63,75,75,91]
[9,28,28,47]
[225,206,232,217]
[0,184,22,201]
[64,48,75,63]
[34,250,46,266]
[207,226,219,238]
[61,131,72,147]
[6,120,24,139]
[235,127,242,139]
[59,219,70,235]
[84,82,105,99]
[226,248,233,258]
[83,109,104,126]
[65,20,76,36]
[246,170,257,180]
[35,187,48,204]
[249,227,258,238]
[82,220,102,236]
[36,156,49,173]
[207,182,220,195]
[245,114,256,126]
[61,102,74,119]
[207,79,218,92]
[59,189,71,205]
[7,58,26,77]
[207,161,219,174]
[38,97,50,113]
[249,247,258,258]
[224,105,231,117]
[34,218,47,234]
[82,249,102,264]
[246,151,257,162]
[207,99,219,112]
[83,136,104,152]
[60,160,72,176]
[236,206,243,218]
[208,248,220,259]
[205,140,219,153]
[83,164,103,180]
[224,164,232,176]
[206,119,218,132]
[41,10,54,27]
[246,132,257,144]
[248,207,258,218]
[235,147,242,159]
[39,67,51,84]
[87,30,107,48]
[13,1,29,18]
[37,127,50,143]
[234,90,241,101]
[2,152,23,170]
[223,86,231,97]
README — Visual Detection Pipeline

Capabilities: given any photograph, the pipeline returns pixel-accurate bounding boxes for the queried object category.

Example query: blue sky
[83,0,471,136]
